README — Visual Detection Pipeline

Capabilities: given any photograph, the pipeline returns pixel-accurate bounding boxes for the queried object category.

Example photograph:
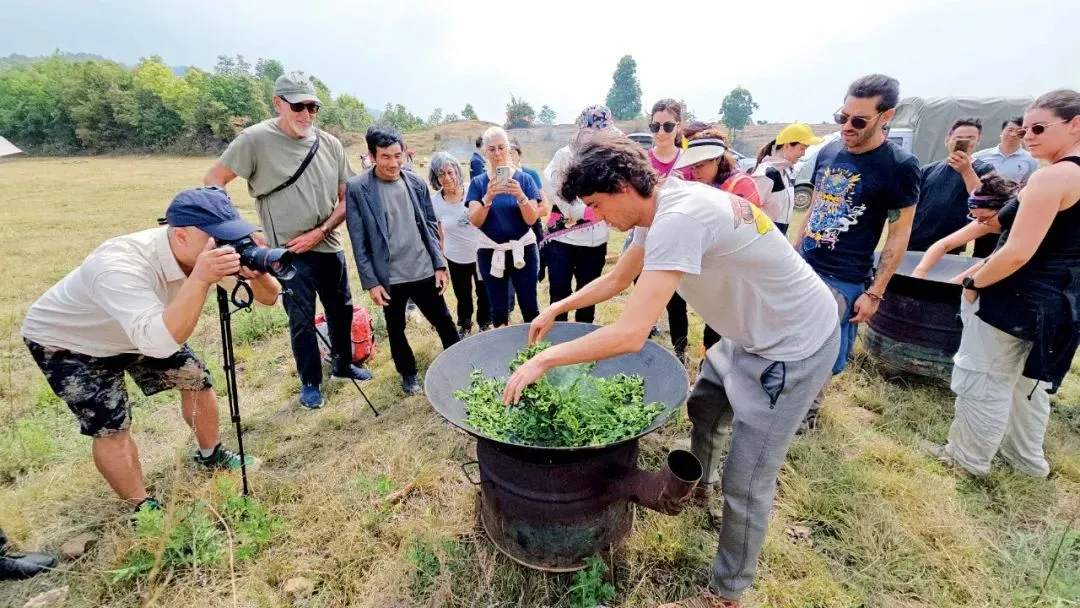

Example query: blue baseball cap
[162,187,259,241]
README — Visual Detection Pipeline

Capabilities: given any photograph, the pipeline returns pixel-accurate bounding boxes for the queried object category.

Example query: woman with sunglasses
[647,99,687,178]
[668,130,764,358]
[925,89,1080,479]
[911,174,1019,279]
[430,152,491,337]
[467,126,542,327]
[751,123,823,235]
[542,105,615,323]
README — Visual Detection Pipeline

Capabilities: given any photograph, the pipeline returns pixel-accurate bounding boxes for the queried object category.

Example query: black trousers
[667,293,720,356]
[447,259,491,330]
[384,276,460,377]
[545,240,608,323]
[281,251,355,386]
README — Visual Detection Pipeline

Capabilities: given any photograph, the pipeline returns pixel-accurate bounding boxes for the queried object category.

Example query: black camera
[219,236,296,281]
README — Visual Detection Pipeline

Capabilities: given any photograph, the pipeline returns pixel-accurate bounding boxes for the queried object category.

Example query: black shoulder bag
[259,128,322,242]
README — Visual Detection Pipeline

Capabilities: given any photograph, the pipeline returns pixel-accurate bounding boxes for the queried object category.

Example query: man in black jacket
[345,125,460,395]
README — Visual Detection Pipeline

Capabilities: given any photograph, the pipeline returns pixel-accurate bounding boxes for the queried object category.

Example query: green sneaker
[194,444,258,470]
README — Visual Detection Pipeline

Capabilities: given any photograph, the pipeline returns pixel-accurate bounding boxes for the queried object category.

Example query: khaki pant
[944,296,1051,478]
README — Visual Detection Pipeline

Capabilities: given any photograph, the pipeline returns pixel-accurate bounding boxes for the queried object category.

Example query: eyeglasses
[1017,121,1067,138]
[833,111,882,130]
[649,121,677,134]
[487,144,508,153]
[285,100,320,114]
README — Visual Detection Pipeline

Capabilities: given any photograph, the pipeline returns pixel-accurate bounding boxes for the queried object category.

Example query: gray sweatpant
[688,329,840,600]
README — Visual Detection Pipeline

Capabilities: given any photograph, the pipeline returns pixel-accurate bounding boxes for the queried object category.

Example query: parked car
[627,133,653,149]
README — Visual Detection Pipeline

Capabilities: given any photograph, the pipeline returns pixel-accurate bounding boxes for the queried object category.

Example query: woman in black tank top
[930,89,1080,478]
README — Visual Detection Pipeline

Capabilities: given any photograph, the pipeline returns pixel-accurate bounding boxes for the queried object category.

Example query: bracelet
[517,198,529,205]
[863,291,884,303]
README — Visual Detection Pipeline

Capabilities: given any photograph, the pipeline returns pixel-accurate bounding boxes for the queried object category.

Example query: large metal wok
[424,322,690,452]
[865,251,982,380]
[424,322,699,571]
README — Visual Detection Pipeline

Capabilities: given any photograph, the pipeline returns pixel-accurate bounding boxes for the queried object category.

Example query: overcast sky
[3,0,1078,125]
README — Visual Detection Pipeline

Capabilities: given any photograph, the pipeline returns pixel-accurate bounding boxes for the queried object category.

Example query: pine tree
[605,55,642,121]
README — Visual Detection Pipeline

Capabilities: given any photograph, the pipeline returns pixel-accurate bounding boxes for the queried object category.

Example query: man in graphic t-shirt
[502,132,841,607]
[792,74,921,432]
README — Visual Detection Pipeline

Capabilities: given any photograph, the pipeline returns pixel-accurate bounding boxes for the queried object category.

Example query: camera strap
[257,128,322,248]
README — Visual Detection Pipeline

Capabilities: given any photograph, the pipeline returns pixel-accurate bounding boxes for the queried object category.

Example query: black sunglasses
[833,111,881,130]
[285,100,320,114]
[1017,120,1066,138]
[649,121,676,134]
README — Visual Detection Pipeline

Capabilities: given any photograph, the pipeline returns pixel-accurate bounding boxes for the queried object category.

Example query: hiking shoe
[299,384,324,409]
[332,363,373,382]
[194,444,258,470]
[0,549,56,580]
[479,323,492,333]
[458,326,471,340]
[918,439,972,477]
[649,324,661,338]
[130,497,162,526]
[402,374,421,396]
[656,589,741,607]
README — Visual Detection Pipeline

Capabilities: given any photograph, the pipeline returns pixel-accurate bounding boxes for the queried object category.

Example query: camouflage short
[24,339,213,438]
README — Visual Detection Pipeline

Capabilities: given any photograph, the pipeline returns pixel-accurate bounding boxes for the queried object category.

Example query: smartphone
[952,139,971,154]
[495,165,511,185]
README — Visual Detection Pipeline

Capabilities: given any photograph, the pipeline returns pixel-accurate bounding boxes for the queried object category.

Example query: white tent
[0,136,23,157]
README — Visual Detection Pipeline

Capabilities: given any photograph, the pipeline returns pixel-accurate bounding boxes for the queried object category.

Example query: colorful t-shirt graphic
[800,140,920,283]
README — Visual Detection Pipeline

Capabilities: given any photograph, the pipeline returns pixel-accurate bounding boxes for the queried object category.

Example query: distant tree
[379,102,424,132]
[213,54,252,77]
[444,112,459,123]
[462,103,478,121]
[538,105,556,125]
[678,99,695,123]
[718,86,759,143]
[757,119,768,125]
[505,94,535,129]
[254,58,284,82]
[427,107,444,128]
[605,55,642,121]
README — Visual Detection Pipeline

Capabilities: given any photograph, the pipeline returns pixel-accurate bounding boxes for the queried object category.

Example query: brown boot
[656,589,741,608]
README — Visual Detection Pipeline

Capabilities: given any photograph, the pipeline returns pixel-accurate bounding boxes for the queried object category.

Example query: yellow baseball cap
[775,123,824,146]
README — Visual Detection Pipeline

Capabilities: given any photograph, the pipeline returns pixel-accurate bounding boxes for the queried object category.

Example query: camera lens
[239,246,296,281]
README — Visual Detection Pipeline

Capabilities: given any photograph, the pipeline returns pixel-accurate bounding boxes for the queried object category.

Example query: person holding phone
[907,118,995,252]
[467,126,542,327]
[923,89,1080,478]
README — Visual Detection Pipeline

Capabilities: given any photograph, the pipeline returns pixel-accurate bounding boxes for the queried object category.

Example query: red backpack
[315,308,377,364]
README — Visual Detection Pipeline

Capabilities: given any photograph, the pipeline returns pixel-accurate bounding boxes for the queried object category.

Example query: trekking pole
[217,284,251,496]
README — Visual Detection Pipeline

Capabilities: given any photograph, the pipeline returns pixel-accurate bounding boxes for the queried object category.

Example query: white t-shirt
[632,179,837,361]
[432,190,481,264]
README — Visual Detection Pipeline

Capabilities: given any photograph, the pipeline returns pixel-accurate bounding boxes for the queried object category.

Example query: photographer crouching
[20,188,280,516]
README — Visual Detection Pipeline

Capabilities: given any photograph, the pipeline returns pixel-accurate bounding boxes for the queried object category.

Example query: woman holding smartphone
[925,90,1080,479]
[467,126,542,327]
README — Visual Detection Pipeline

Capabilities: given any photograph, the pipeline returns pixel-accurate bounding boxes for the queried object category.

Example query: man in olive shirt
[204,71,371,410]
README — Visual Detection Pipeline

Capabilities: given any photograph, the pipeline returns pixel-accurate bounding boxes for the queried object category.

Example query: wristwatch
[962,276,978,291]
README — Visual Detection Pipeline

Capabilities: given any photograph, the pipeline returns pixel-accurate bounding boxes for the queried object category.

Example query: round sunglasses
[649,121,677,134]
[833,111,881,130]
[1017,120,1067,138]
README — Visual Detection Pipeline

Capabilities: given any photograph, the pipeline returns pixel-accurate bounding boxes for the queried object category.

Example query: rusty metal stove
[426,323,700,572]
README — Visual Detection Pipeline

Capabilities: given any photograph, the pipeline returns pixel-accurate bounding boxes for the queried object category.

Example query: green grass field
[0,152,1078,608]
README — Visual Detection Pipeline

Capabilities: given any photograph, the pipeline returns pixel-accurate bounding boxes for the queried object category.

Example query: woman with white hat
[675,130,761,205]
[751,123,823,235]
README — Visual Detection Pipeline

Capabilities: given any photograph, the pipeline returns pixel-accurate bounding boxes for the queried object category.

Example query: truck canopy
[891,96,1033,164]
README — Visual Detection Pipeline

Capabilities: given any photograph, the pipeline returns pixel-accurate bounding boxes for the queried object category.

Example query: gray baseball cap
[274,71,321,105]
